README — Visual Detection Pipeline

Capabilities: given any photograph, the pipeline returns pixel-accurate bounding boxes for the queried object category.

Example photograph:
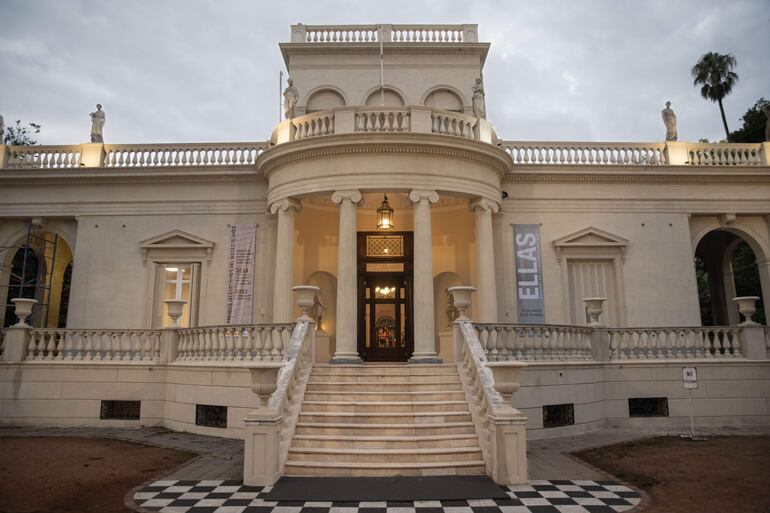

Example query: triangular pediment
[140,230,214,249]
[553,226,628,248]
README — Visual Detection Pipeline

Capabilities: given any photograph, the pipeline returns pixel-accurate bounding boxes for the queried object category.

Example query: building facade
[1,24,769,483]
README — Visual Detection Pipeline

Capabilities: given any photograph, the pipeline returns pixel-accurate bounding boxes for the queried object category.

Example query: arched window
[695,231,765,325]
[3,247,40,327]
[424,88,463,112]
[306,89,346,113]
[365,88,405,107]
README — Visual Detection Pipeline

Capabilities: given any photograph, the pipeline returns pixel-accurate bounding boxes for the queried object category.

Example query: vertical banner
[226,224,257,324]
[513,224,545,323]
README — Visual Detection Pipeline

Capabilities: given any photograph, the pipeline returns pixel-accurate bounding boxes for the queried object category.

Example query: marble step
[288,446,483,464]
[305,381,462,392]
[284,460,487,477]
[303,390,466,402]
[308,374,461,384]
[294,421,477,436]
[300,400,468,413]
[312,364,458,376]
[298,411,472,424]
[292,433,480,449]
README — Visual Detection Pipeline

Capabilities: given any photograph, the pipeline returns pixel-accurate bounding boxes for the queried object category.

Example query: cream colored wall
[285,50,484,115]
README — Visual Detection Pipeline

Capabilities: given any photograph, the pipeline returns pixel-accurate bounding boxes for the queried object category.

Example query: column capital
[469,198,500,214]
[331,189,362,205]
[269,198,302,215]
[409,189,439,205]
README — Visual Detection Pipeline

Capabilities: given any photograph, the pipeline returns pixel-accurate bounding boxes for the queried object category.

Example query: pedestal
[243,409,283,486]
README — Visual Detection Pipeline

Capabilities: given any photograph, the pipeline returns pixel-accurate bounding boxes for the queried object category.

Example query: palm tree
[691,52,739,139]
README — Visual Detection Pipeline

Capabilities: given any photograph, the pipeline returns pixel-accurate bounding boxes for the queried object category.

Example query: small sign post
[682,367,701,440]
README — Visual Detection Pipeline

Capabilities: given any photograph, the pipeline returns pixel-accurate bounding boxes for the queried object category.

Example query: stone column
[471,198,500,323]
[409,189,441,363]
[331,190,362,363]
[270,198,301,323]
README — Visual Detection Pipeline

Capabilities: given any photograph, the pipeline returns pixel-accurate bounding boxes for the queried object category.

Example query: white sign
[682,367,698,389]
[226,224,257,324]
[513,224,545,323]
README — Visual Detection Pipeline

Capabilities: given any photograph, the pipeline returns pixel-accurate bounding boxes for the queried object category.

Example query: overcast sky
[1,0,767,145]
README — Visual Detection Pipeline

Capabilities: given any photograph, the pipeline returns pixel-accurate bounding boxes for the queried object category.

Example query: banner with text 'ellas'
[514,224,545,323]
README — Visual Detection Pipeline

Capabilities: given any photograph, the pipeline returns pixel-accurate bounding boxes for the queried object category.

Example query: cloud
[0,0,767,144]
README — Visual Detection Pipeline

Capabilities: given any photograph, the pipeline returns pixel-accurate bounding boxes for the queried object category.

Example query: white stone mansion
[1,24,769,485]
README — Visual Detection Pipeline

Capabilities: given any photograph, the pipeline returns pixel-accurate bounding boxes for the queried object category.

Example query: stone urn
[447,286,476,320]
[163,299,187,327]
[733,296,761,326]
[11,298,37,327]
[582,297,606,326]
[292,285,320,320]
[485,361,528,404]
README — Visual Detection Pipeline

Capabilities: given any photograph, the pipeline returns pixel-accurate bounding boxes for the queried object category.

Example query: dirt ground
[574,435,770,513]
[0,436,194,513]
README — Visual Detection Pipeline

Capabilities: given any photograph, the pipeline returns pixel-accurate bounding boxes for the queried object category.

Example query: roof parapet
[290,24,479,43]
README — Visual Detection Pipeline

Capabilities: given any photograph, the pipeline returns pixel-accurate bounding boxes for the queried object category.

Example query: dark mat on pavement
[262,475,509,501]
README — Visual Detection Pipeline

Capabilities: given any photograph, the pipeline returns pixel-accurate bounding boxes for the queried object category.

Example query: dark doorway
[357,232,413,361]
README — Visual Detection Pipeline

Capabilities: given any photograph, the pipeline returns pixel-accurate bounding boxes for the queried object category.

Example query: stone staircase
[284,363,486,477]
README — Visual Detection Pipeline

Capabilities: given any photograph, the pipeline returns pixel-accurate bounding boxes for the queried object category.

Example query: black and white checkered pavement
[133,479,642,513]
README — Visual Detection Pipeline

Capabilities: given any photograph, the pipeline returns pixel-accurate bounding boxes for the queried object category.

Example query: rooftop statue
[661,101,677,141]
[472,77,486,119]
[283,78,299,120]
[0,114,4,143]
[90,104,105,143]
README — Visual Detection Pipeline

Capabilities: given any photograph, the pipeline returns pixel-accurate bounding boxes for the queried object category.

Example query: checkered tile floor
[133,479,641,513]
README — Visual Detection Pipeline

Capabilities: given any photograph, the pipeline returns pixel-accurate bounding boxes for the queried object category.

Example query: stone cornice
[258,133,510,178]
[280,42,490,61]
[0,166,263,186]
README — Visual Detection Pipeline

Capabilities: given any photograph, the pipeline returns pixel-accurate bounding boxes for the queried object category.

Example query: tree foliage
[728,97,769,143]
[3,120,42,146]
[691,52,739,139]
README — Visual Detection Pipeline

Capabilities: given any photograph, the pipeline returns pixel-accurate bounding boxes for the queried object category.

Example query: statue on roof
[90,104,105,143]
[661,101,677,141]
[763,104,770,142]
[0,114,4,143]
[283,78,299,120]
[472,77,486,119]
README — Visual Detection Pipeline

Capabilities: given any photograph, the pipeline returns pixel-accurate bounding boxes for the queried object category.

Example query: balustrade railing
[5,145,82,168]
[25,329,162,362]
[475,323,593,361]
[104,142,264,167]
[503,142,665,166]
[688,144,763,166]
[356,108,410,132]
[432,111,477,139]
[176,324,295,362]
[291,112,335,140]
[607,326,743,360]
[293,24,475,43]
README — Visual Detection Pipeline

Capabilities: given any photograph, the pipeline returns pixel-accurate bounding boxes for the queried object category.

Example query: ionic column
[409,189,441,363]
[270,198,301,323]
[331,190,362,363]
[471,198,500,323]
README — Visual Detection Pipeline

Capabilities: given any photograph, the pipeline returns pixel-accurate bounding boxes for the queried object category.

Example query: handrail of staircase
[450,286,528,485]
[243,286,318,486]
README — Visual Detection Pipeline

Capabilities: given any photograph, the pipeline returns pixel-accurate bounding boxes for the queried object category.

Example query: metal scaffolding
[0,223,59,327]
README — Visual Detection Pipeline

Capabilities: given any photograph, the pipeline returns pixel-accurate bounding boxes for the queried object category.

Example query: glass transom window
[366,235,403,257]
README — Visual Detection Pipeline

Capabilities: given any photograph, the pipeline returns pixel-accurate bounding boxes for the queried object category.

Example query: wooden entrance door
[357,232,413,361]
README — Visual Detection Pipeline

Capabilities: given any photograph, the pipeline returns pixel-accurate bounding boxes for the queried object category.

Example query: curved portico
[258,129,509,361]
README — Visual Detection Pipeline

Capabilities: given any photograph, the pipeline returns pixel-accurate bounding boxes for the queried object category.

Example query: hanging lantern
[376,194,394,230]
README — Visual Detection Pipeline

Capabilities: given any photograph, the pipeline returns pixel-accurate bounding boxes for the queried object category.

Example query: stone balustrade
[475,323,594,361]
[176,323,295,362]
[607,326,744,360]
[104,142,264,167]
[291,24,477,43]
[503,140,769,166]
[271,105,494,144]
[25,328,162,362]
[0,142,266,169]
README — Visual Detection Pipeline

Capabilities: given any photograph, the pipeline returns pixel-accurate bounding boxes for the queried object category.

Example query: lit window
[158,264,198,327]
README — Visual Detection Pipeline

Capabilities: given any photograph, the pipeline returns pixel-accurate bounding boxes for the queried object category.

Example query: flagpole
[379,25,384,106]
